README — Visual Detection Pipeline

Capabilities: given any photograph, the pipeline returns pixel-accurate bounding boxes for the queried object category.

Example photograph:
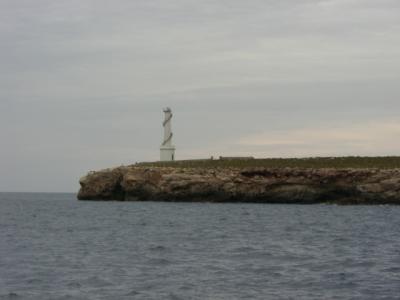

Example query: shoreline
[77,163,400,204]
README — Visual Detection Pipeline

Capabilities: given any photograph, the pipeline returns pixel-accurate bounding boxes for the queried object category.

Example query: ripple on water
[0,293,21,300]
[146,258,172,266]
[1,194,400,300]
[80,276,113,288]
[148,245,168,251]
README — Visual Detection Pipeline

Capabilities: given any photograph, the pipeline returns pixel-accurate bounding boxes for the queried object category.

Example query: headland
[78,157,400,204]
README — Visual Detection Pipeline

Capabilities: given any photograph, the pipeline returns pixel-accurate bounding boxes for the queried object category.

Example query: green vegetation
[138,156,400,169]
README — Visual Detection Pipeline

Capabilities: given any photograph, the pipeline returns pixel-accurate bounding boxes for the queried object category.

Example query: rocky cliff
[77,166,400,204]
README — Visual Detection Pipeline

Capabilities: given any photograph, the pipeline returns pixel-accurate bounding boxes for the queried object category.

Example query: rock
[77,168,125,200]
[77,166,400,204]
[357,183,384,193]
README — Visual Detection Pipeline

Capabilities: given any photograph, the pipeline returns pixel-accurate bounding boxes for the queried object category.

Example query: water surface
[1,193,400,299]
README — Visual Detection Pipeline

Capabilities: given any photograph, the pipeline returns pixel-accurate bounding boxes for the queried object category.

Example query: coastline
[77,162,400,204]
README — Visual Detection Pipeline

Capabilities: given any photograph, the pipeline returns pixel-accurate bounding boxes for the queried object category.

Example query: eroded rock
[77,166,400,204]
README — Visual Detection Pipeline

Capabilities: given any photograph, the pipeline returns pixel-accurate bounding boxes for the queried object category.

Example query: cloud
[236,120,400,157]
[0,0,399,191]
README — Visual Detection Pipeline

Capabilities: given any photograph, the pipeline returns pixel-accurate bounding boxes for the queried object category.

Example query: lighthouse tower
[160,107,176,161]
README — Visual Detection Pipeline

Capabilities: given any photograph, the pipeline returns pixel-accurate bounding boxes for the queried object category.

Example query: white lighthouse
[160,107,176,161]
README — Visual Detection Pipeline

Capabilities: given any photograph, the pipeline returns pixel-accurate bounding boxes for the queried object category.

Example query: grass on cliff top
[137,156,400,169]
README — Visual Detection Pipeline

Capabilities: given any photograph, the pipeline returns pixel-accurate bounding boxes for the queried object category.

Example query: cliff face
[77,166,400,204]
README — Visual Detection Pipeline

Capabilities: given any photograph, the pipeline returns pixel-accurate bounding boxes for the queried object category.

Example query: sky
[1,0,400,192]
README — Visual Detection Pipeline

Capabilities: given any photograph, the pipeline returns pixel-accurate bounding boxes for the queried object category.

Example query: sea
[0,193,400,300]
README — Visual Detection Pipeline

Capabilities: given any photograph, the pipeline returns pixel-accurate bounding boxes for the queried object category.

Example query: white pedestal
[160,146,175,161]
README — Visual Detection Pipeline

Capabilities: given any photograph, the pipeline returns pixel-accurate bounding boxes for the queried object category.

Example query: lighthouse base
[160,146,175,162]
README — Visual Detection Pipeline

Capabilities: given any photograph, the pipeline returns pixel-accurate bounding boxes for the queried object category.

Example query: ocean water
[0,193,400,300]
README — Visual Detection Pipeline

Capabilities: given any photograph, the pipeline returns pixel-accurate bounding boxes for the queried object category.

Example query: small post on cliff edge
[160,107,176,161]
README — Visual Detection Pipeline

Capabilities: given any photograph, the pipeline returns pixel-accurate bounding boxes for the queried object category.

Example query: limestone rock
[77,166,400,204]
[77,168,125,200]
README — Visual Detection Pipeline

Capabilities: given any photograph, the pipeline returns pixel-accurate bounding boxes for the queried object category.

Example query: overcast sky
[1,0,400,192]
